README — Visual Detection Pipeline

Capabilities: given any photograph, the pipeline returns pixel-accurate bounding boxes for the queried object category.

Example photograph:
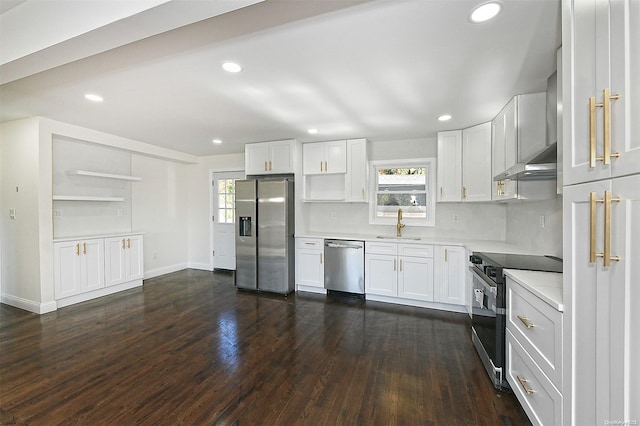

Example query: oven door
[470,266,498,360]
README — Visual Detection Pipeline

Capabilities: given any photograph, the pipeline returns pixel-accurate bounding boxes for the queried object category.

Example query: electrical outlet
[117,208,124,217]
[53,209,63,217]
[9,209,16,220]
[452,213,459,223]
[539,214,545,228]
[331,211,337,219]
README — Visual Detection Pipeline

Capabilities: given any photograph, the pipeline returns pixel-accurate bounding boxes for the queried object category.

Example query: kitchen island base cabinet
[295,237,325,294]
[54,234,144,308]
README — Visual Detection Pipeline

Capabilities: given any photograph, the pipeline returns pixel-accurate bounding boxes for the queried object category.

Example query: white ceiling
[0,0,561,156]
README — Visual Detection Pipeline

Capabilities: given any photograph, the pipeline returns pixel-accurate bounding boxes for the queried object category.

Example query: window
[369,158,436,227]
[217,179,236,223]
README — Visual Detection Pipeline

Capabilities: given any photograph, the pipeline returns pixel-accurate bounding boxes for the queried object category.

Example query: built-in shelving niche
[52,136,141,239]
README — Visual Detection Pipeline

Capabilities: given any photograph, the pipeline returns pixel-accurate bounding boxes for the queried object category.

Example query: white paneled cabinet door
[324,140,346,174]
[434,245,465,306]
[563,0,640,185]
[302,143,324,174]
[296,238,324,290]
[245,143,270,175]
[83,239,105,292]
[269,140,295,174]
[563,174,640,425]
[345,138,368,202]
[302,140,346,175]
[437,130,462,202]
[462,122,492,202]
[397,256,433,301]
[54,241,83,298]
[365,254,397,297]
[126,235,144,280]
[105,237,127,286]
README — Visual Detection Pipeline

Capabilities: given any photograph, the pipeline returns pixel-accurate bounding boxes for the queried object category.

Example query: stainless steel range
[469,252,562,390]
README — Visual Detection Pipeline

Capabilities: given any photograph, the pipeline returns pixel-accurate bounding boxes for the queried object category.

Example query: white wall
[300,137,508,241]
[132,154,190,278]
[506,195,562,257]
[186,153,245,270]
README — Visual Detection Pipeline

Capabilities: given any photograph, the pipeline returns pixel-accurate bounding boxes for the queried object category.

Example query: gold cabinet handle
[127,239,131,249]
[361,189,365,200]
[76,243,80,256]
[517,375,535,395]
[320,253,323,264]
[269,160,272,171]
[462,186,467,199]
[589,192,597,263]
[517,315,535,329]
[122,239,126,249]
[304,242,315,246]
[589,96,599,168]
[393,258,396,271]
[444,248,448,262]
[320,161,323,172]
[324,160,328,172]
[602,88,620,165]
[83,242,87,254]
[440,186,443,199]
[264,161,268,171]
[399,259,403,272]
[591,191,621,266]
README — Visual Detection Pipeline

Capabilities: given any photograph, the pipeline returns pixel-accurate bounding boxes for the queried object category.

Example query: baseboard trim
[144,263,188,280]
[187,262,212,271]
[1,294,58,314]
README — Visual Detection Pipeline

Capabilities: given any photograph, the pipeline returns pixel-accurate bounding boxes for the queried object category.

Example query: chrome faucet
[396,208,405,237]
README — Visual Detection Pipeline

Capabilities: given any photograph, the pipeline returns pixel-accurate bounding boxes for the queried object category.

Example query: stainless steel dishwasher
[324,239,365,294]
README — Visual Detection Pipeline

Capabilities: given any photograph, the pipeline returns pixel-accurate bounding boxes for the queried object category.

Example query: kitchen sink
[376,236,421,240]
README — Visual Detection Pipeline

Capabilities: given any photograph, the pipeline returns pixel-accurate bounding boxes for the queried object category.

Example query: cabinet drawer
[398,244,433,258]
[296,238,324,249]
[365,242,397,256]
[506,330,562,426]
[507,279,562,389]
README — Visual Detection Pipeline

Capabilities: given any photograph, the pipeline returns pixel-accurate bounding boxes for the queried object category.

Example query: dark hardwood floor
[0,269,529,425]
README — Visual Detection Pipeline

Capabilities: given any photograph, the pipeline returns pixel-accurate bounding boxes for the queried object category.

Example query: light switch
[9,209,16,219]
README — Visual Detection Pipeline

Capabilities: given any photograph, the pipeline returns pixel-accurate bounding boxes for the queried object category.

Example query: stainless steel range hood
[495,71,558,181]
[493,142,557,181]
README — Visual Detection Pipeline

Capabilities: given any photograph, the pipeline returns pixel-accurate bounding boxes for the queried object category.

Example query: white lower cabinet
[506,275,563,426]
[295,237,325,294]
[54,238,105,299]
[104,234,144,286]
[53,233,143,307]
[433,245,465,306]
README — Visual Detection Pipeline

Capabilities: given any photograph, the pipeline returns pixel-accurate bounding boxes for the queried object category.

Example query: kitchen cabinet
[437,123,492,203]
[436,130,462,202]
[433,245,465,306]
[302,140,346,175]
[104,234,144,287]
[344,138,368,202]
[562,1,640,424]
[462,122,492,202]
[505,273,563,426]
[295,237,325,294]
[365,242,434,302]
[464,247,473,317]
[563,174,639,425]
[53,238,105,299]
[245,139,295,175]
[563,0,640,186]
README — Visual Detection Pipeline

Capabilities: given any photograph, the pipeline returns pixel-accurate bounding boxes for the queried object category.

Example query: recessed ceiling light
[438,114,453,121]
[84,93,104,102]
[222,62,242,73]
[212,139,222,144]
[469,1,502,23]
[307,128,318,134]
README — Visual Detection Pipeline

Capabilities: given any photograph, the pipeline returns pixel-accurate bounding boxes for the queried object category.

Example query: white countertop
[504,269,564,312]
[295,233,546,255]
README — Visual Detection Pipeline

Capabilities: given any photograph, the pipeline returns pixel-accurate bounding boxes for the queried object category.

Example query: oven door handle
[469,266,498,294]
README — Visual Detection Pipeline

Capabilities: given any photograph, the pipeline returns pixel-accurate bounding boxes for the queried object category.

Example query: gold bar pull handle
[399,259,403,272]
[602,88,620,164]
[83,242,87,254]
[324,161,327,172]
[320,161,323,172]
[462,186,467,199]
[517,375,535,395]
[264,161,268,172]
[517,315,535,329]
[361,189,365,200]
[590,192,598,263]
[589,97,601,167]
[445,248,448,262]
[76,244,80,256]
[122,239,126,250]
[603,191,622,267]
[320,253,323,264]
[393,258,396,271]
[269,161,272,171]
[127,239,131,249]
[440,186,443,199]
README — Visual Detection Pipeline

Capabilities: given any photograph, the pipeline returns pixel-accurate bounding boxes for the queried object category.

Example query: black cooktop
[475,252,563,273]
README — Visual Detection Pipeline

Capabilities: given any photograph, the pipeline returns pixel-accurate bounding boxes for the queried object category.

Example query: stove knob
[485,266,496,278]
[469,255,482,264]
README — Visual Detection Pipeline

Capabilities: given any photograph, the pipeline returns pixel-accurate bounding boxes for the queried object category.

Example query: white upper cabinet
[245,140,295,175]
[437,123,492,203]
[462,122,492,202]
[437,130,462,202]
[302,140,346,175]
[344,138,369,202]
[563,0,640,186]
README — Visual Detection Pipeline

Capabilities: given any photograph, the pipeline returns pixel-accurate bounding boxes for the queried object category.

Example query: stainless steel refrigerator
[235,178,295,294]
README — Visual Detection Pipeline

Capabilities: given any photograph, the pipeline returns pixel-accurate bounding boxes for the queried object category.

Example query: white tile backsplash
[505,195,563,257]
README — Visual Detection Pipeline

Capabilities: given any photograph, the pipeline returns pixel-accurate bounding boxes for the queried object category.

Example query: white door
[212,171,243,270]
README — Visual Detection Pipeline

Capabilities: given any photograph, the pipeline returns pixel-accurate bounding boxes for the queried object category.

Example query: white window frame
[368,158,436,227]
